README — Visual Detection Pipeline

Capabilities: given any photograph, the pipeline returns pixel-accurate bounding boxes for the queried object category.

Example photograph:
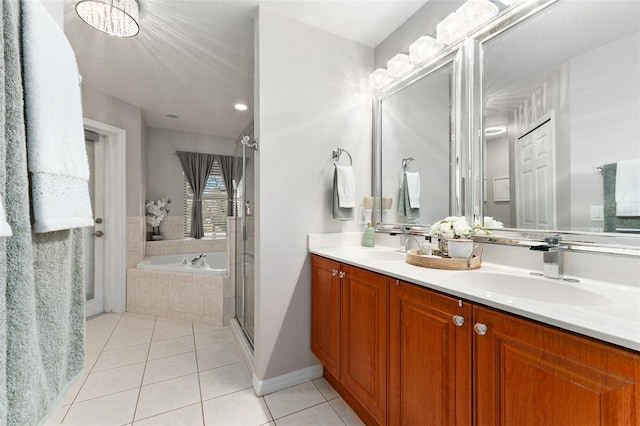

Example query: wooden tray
[405,249,481,270]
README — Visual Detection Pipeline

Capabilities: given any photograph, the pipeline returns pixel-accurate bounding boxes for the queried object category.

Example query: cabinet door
[474,306,640,426]
[311,255,341,377]
[340,264,387,425]
[389,280,472,426]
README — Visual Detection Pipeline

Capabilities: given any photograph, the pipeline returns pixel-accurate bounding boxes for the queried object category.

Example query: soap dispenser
[363,223,376,247]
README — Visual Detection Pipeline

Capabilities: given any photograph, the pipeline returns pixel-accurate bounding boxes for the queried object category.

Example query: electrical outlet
[590,205,604,222]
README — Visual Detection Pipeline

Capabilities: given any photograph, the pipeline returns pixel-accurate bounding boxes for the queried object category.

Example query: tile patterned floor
[44,312,363,426]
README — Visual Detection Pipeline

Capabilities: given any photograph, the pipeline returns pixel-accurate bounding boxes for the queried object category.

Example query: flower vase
[150,226,163,241]
[438,238,449,257]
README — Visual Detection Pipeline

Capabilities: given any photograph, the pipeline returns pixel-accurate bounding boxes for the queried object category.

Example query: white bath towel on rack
[336,165,356,208]
[615,158,640,216]
[0,195,12,238]
[405,171,421,208]
[22,0,93,232]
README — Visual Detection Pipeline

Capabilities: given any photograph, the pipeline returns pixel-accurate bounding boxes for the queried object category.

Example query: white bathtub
[137,252,227,275]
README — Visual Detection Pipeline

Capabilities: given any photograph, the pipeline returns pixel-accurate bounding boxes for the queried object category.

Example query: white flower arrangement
[145,197,171,228]
[430,216,503,239]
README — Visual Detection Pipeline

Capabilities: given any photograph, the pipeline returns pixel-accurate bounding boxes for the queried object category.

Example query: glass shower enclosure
[233,122,255,348]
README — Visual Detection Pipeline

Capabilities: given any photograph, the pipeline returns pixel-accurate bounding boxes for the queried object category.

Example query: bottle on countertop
[363,223,376,247]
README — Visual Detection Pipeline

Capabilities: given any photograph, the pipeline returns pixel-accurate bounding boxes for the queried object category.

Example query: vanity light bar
[368,0,500,93]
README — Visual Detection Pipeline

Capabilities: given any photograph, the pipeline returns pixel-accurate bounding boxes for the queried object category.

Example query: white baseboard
[252,364,323,397]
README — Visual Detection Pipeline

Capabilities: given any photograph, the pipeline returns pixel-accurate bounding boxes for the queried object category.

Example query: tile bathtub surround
[45,313,363,426]
[127,269,234,325]
[127,216,146,269]
[145,237,227,257]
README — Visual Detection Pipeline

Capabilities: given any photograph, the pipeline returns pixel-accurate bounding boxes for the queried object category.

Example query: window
[183,161,228,236]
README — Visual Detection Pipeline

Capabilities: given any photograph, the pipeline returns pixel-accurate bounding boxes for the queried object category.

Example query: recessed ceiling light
[485,125,507,136]
[234,103,248,111]
[166,113,179,119]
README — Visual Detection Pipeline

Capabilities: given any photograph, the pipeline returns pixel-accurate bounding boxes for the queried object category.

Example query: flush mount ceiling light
[234,103,248,111]
[76,0,140,38]
[485,125,507,136]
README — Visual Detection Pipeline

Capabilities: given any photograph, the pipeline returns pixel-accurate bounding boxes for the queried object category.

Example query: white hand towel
[405,171,421,208]
[615,159,640,217]
[336,165,356,208]
[22,0,93,232]
[0,195,12,238]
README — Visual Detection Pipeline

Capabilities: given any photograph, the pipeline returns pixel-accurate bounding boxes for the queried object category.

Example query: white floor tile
[116,314,156,331]
[92,343,149,373]
[329,398,364,426]
[192,322,225,334]
[274,402,344,426]
[148,335,195,360]
[83,351,101,375]
[197,342,243,372]
[199,362,252,401]
[143,351,197,385]
[60,375,87,406]
[42,404,69,426]
[264,381,326,420]
[312,377,339,401]
[135,373,201,420]
[62,388,139,426]
[86,313,122,327]
[133,403,203,426]
[105,327,153,350]
[155,317,191,327]
[202,388,272,426]
[75,362,145,402]
[152,322,194,341]
[194,328,235,350]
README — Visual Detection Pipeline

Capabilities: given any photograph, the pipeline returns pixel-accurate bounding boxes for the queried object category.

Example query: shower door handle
[93,230,104,237]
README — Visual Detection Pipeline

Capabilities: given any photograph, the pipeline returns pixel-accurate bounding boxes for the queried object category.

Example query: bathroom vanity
[309,245,640,426]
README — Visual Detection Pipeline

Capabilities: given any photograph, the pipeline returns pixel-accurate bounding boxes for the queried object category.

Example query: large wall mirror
[376,58,456,229]
[482,0,640,235]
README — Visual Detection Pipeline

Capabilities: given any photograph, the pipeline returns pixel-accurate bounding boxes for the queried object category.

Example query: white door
[515,114,556,229]
[85,131,106,317]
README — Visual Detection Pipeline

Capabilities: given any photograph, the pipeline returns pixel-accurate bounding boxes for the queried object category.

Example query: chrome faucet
[405,236,424,254]
[191,253,207,265]
[531,236,564,279]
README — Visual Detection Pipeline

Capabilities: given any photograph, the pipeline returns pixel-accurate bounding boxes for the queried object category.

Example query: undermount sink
[349,250,407,262]
[450,271,610,306]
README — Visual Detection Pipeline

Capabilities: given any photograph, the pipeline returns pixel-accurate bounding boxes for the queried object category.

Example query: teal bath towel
[602,163,640,233]
[1,1,86,424]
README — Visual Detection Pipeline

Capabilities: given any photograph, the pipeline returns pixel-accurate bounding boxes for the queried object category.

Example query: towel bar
[332,148,352,166]
[402,157,415,171]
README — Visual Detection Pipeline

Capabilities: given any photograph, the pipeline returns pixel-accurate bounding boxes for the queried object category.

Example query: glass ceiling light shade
[409,35,445,64]
[369,68,393,91]
[436,12,465,45]
[387,53,414,78]
[458,0,499,32]
[76,0,140,37]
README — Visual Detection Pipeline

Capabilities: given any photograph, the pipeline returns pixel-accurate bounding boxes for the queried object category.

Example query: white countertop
[309,245,640,352]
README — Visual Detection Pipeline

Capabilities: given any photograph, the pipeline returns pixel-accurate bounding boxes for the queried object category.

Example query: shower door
[235,131,255,348]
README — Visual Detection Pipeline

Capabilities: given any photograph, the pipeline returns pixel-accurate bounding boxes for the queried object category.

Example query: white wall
[145,127,236,217]
[81,86,148,217]
[374,0,463,68]
[569,33,640,229]
[254,7,373,380]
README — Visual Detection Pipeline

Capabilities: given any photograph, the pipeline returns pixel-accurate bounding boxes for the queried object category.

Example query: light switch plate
[590,205,604,221]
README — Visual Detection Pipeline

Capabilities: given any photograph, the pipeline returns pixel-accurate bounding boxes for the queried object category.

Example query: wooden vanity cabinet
[389,280,472,426]
[311,256,387,425]
[310,255,341,377]
[473,306,640,426]
[311,254,640,426]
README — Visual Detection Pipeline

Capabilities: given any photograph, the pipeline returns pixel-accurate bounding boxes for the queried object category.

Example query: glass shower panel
[234,127,255,348]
